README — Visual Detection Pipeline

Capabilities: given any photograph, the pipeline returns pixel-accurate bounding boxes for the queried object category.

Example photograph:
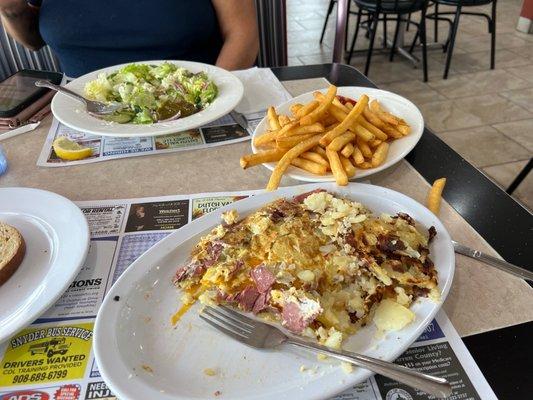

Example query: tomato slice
[336,95,356,106]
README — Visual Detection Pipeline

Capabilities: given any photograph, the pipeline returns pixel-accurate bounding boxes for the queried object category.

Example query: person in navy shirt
[0,0,259,77]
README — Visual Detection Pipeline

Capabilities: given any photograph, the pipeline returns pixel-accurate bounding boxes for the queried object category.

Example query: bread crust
[0,226,26,286]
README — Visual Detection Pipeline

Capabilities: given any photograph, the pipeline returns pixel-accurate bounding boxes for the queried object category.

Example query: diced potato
[374,299,415,331]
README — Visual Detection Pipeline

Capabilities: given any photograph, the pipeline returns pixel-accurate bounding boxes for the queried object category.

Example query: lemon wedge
[53,137,93,161]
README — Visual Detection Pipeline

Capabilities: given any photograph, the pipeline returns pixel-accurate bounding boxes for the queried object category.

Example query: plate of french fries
[241,85,424,190]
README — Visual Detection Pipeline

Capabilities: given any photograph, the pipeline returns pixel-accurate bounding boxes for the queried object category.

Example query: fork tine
[218,305,257,327]
[199,314,250,342]
[203,307,252,335]
[211,306,256,328]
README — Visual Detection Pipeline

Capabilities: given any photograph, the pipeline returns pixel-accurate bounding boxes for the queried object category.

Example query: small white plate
[51,60,244,137]
[251,87,424,182]
[0,188,90,343]
[94,183,454,400]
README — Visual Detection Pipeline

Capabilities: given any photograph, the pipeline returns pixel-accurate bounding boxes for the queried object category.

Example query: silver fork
[200,306,452,399]
[35,80,124,115]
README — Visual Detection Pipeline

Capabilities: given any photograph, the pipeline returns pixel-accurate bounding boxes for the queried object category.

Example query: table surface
[1,63,532,399]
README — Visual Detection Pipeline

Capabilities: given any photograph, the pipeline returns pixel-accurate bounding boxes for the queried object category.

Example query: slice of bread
[0,222,26,286]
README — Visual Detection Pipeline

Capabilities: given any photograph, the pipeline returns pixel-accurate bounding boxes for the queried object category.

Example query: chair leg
[406,13,411,31]
[490,0,496,69]
[390,15,402,62]
[420,6,429,82]
[434,3,439,43]
[443,5,462,79]
[409,30,419,54]
[320,0,336,44]
[383,14,388,48]
[348,8,363,64]
[507,159,532,195]
[365,10,380,76]
[344,0,351,52]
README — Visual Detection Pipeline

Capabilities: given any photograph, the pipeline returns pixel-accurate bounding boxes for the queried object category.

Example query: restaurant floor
[287,0,533,211]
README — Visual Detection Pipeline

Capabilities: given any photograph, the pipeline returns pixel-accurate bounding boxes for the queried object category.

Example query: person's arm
[212,0,259,70]
[0,0,44,50]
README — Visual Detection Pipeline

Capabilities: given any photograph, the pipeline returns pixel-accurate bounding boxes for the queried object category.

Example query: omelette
[173,189,439,349]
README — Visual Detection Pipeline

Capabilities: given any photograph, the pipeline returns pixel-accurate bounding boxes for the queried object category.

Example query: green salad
[84,62,218,124]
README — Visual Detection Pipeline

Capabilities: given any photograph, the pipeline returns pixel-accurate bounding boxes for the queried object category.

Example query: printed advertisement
[0,323,93,387]
[0,190,497,400]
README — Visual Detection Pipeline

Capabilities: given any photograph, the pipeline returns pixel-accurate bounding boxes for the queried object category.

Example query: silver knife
[452,241,533,282]
[230,110,248,131]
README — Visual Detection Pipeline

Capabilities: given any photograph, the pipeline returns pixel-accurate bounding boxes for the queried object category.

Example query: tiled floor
[287,0,532,210]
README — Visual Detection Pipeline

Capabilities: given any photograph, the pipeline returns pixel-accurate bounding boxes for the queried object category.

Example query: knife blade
[230,110,248,131]
[452,240,533,282]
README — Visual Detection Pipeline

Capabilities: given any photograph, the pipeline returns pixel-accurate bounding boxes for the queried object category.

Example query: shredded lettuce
[84,62,218,124]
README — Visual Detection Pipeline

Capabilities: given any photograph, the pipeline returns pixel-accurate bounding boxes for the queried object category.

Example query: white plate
[52,60,244,137]
[94,183,454,400]
[0,188,90,343]
[251,87,424,181]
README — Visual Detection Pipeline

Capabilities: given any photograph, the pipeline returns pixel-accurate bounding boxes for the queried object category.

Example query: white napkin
[232,67,292,115]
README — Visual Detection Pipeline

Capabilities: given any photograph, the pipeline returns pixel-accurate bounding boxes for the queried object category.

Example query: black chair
[428,0,497,79]
[320,0,390,51]
[347,0,429,81]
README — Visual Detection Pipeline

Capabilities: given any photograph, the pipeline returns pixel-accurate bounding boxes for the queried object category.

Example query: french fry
[371,142,389,167]
[319,94,369,146]
[270,120,299,139]
[314,145,328,159]
[289,122,325,136]
[327,104,349,123]
[363,107,403,139]
[266,135,323,191]
[352,147,365,165]
[340,156,356,178]
[358,117,388,140]
[341,142,354,158]
[295,100,319,119]
[322,114,339,126]
[240,149,287,169]
[325,122,340,131]
[327,132,356,152]
[333,97,350,112]
[356,137,373,159]
[290,103,304,116]
[326,149,348,186]
[314,92,350,123]
[300,85,337,126]
[292,157,328,175]
[267,106,281,130]
[368,139,382,148]
[345,102,354,110]
[352,124,375,142]
[358,161,373,169]
[397,124,411,136]
[253,130,279,147]
[276,133,315,149]
[278,114,291,127]
[427,178,447,215]
[370,100,399,126]
[300,151,330,168]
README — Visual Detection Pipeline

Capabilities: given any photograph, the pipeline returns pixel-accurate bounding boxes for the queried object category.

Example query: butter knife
[452,241,533,282]
[229,110,249,131]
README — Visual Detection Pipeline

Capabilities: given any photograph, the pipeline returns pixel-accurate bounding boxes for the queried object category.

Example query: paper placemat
[35,68,291,167]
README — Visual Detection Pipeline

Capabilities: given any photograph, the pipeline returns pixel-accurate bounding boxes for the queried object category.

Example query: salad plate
[51,60,244,137]
[94,182,454,400]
